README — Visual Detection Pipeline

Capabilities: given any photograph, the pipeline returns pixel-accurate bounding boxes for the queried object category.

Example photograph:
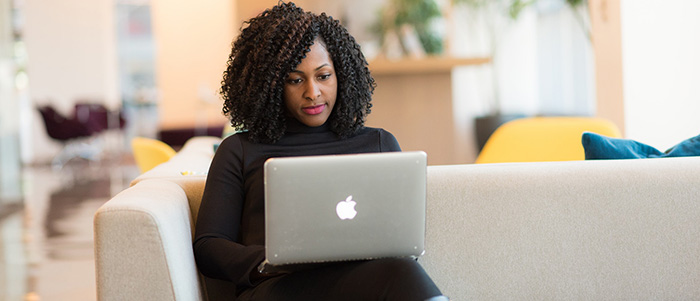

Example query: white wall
[24,0,119,110]
[150,0,234,129]
[22,0,118,163]
[450,1,594,118]
[621,0,700,150]
[536,2,595,116]
[496,9,540,116]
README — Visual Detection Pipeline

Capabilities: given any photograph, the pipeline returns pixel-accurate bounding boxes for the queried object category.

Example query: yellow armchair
[131,137,177,173]
[475,117,622,164]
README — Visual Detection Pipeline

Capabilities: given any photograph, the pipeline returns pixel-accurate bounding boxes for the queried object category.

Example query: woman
[194,2,446,300]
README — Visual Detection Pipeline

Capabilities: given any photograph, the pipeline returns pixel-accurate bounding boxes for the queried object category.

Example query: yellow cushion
[131,137,177,173]
[475,117,622,164]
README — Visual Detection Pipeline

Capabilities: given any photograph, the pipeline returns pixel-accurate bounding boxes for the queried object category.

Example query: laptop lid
[263,151,427,267]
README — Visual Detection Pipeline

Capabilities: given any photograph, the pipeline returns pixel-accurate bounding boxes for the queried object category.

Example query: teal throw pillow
[582,132,700,160]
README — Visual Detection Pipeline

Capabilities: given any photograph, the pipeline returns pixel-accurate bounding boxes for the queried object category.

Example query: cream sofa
[94,136,700,300]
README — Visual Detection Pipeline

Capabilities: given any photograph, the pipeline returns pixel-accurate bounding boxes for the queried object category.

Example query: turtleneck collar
[284,117,331,134]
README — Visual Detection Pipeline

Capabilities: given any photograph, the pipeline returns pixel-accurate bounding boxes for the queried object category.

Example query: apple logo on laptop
[336,195,357,220]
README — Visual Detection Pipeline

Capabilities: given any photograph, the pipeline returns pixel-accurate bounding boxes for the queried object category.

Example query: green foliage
[394,0,442,27]
[508,0,536,19]
[566,0,585,6]
[417,30,443,54]
[373,0,444,55]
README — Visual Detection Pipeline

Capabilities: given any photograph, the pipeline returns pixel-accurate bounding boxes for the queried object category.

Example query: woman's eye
[318,74,332,80]
[286,78,302,85]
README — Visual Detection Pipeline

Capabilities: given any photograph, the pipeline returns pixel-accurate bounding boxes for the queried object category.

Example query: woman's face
[283,39,337,127]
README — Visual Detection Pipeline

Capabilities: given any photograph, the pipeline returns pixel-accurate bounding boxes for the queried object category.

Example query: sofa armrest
[94,179,204,301]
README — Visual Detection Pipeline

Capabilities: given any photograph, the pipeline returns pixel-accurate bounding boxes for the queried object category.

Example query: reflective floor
[0,157,139,301]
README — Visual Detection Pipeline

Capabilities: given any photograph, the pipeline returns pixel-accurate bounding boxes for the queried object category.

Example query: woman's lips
[302,104,326,115]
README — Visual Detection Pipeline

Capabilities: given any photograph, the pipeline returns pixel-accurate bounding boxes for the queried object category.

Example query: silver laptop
[261,151,427,272]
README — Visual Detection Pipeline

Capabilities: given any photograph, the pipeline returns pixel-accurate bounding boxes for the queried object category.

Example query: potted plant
[372,0,445,58]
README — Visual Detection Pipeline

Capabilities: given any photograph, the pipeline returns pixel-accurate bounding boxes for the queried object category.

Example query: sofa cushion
[582,132,700,160]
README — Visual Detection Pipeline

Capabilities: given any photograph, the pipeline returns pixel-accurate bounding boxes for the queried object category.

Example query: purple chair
[74,103,126,133]
[37,105,94,140]
[37,105,105,167]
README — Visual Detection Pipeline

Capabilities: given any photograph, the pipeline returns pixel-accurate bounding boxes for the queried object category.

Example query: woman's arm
[192,135,266,288]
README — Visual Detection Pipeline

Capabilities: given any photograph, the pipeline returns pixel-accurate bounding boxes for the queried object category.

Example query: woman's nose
[303,80,321,100]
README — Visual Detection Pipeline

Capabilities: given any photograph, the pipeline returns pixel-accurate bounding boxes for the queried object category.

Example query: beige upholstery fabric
[94,179,204,301]
[94,135,700,300]
[132,136,220,180]
[130,136,219,227]
[421,157,700,300]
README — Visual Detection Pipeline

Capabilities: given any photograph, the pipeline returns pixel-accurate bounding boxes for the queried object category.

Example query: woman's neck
[285,117,331,134]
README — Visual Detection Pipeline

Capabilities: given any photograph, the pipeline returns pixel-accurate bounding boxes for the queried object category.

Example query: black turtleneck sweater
[193,119,401,290]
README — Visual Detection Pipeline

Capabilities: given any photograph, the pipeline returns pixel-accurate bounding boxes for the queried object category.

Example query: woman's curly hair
[220,2,375,144]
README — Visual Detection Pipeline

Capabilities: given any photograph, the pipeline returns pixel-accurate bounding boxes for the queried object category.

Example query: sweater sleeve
[193,135,266,288]
[379,129,402,152]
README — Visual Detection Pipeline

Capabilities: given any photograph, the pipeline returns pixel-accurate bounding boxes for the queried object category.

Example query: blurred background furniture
[158,126,224,150]
[37,105,102,168]
[37,103,126,168]
[131,137,177,173]
[475,116,622,164]
[37,105,95,140]
[74,102,126,133]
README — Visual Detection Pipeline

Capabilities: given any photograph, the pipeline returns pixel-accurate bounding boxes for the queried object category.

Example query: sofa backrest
[421,156,700,300]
